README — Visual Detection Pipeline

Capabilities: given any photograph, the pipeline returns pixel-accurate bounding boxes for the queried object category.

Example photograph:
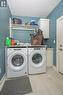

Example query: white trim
[56,18,59,72]
[9,18,12,37]
[57,16,63,21]
[0,74,6,92]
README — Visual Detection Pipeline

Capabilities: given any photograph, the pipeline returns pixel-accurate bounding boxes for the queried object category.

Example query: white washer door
[29,50,45,68]
[8,51,27,71]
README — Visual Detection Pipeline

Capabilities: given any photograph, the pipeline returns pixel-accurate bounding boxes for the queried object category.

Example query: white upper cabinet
[38,19,49,38]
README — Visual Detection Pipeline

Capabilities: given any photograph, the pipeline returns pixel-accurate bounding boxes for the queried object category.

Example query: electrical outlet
[0,68,1,73]
[53,40,55,44]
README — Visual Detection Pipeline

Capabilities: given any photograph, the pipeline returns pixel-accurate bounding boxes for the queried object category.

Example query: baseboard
[53,65,57,72]
[0,74,6,92]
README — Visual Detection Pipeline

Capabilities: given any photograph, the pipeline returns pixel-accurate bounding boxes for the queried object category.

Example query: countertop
[5,45,47,48]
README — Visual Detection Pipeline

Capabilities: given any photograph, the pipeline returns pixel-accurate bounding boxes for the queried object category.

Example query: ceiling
[7,0,61,17]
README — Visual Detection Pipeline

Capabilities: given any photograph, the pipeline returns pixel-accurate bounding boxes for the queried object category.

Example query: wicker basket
[31,34,43,45]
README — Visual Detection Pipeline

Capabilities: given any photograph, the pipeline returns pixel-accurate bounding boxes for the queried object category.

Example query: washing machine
[6,47,27,78]
[28,46,46,74]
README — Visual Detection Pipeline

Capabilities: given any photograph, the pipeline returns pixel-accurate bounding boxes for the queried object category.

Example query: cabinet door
[39,19,49,38]
[47,48,53,67]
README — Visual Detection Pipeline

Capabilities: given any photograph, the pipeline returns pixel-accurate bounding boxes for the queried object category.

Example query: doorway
[56,16,63,74]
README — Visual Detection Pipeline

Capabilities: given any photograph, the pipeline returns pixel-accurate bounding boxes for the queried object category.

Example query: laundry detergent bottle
[11,38,15,46]
[5,37,11,47]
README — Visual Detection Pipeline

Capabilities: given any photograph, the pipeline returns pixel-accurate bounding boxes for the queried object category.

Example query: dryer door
[8,51,27,71]
[29,51,46,68]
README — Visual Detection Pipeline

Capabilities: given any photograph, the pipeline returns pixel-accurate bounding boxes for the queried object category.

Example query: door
[29,50,45,68]
[8,52,27,71]
[56,16,63,73]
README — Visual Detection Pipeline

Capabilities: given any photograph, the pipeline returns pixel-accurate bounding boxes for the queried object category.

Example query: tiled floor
[25,68,63,95]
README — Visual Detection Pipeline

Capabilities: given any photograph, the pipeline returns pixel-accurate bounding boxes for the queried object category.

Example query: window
[0,0,7,7]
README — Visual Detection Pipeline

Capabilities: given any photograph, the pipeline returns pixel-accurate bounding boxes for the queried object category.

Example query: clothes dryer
[28,46,46,74]
[6,47,27,78]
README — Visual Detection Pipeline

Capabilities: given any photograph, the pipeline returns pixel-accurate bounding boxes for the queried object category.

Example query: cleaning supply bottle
[11,38,15,46]
[5,37,11,47]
